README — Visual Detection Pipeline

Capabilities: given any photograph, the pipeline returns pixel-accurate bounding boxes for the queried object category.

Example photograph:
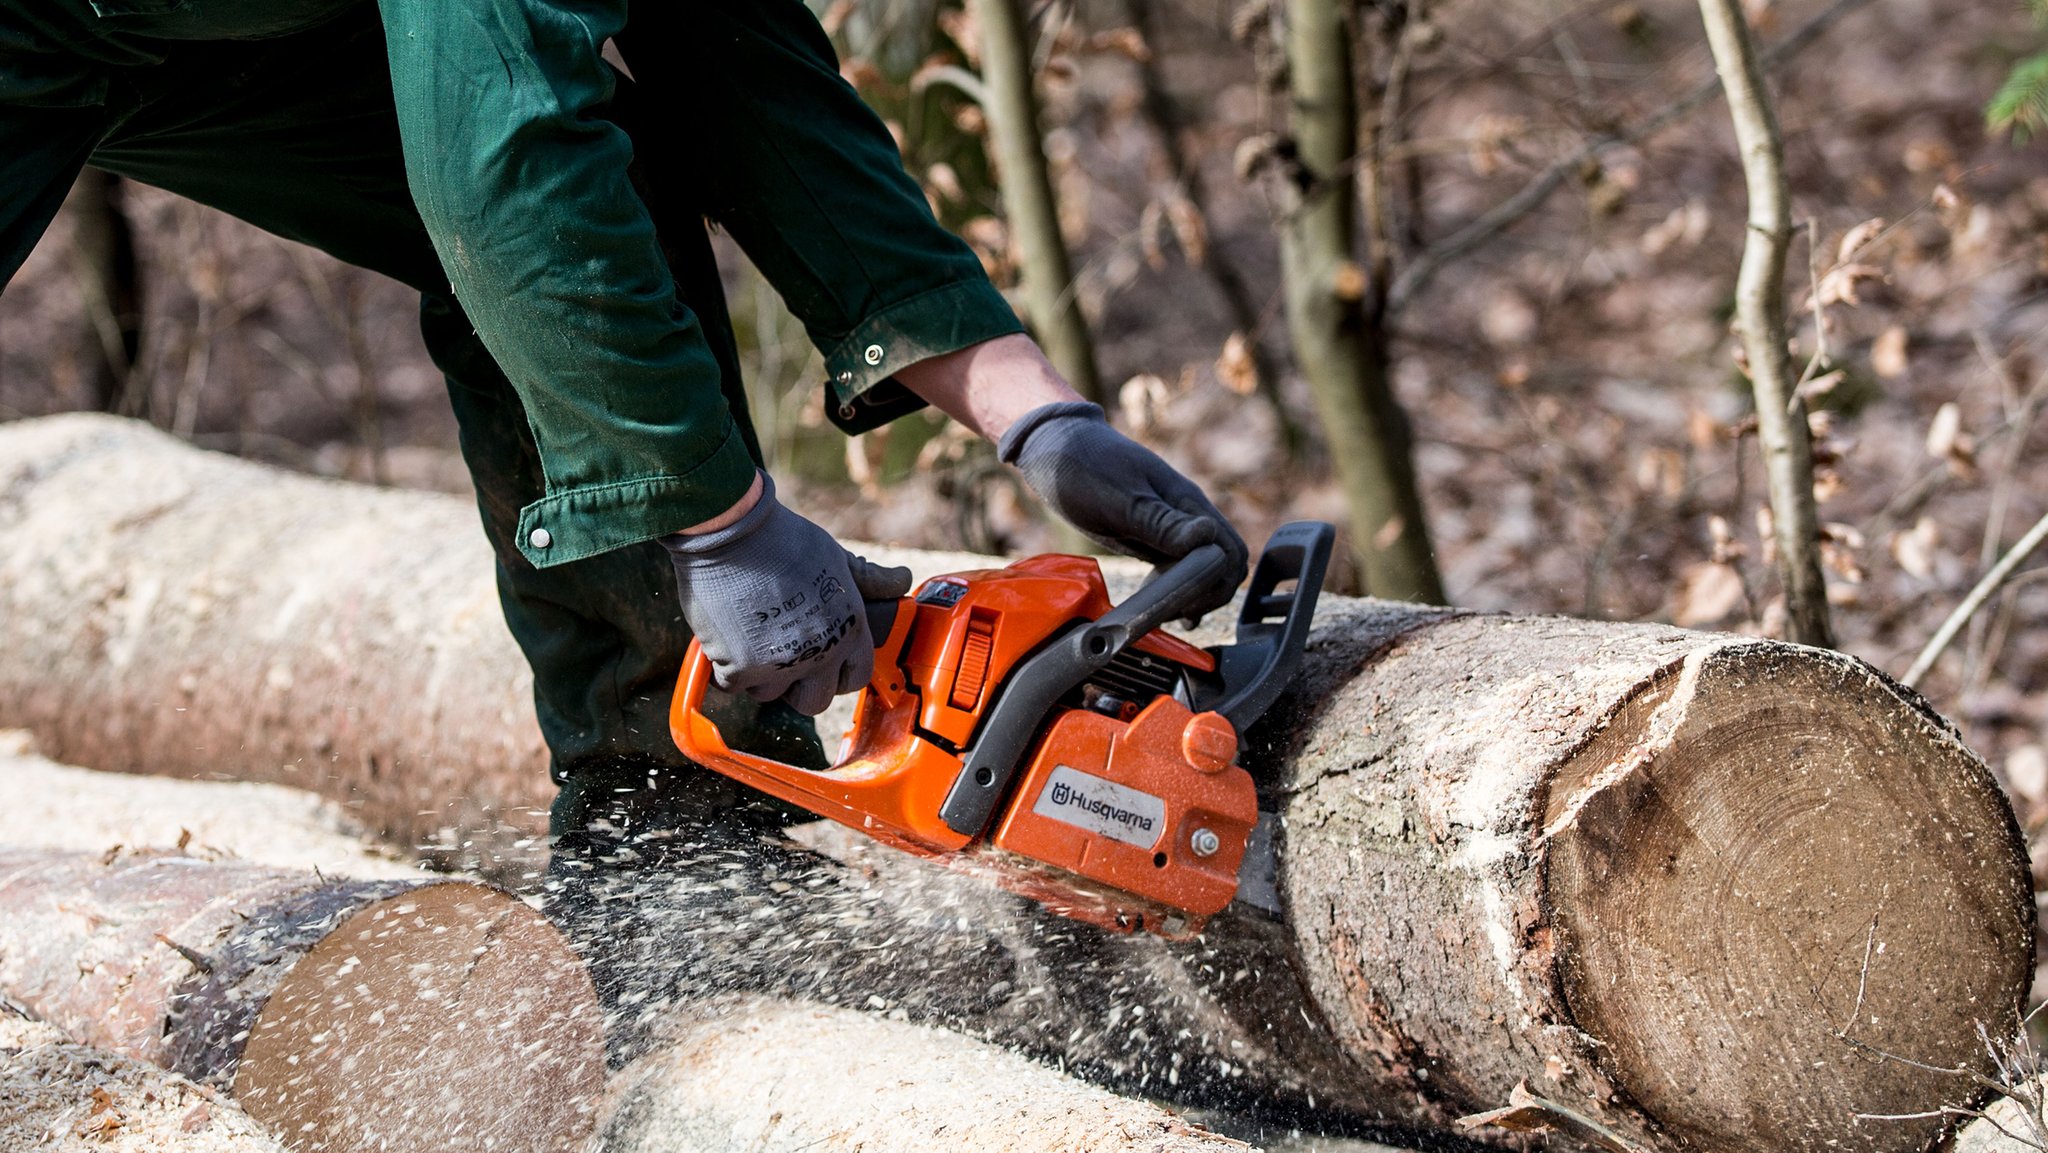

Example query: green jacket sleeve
[376,0,757,568]
[622,0,1024,433]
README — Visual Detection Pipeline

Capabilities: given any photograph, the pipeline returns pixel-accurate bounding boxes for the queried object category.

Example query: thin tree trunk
[1122,0,1306,459]
[0,849,606,1153]
[63,168,143,416]
[973,0,1104,405]
[1277,0,1444,603]
[0,414,2029,1152]
[1696,0,1834,648]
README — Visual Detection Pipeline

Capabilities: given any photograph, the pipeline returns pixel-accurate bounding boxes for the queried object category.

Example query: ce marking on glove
[754,590,812,625]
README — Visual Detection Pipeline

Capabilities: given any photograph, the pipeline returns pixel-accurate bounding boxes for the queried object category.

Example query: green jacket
[0,0,1022,567]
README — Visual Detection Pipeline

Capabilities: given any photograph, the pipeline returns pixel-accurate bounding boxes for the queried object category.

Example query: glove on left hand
[663,473,913,716]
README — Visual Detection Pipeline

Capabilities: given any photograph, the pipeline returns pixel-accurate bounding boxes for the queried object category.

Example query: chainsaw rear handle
[1208,520,1335,732]
[936,542,1234,838]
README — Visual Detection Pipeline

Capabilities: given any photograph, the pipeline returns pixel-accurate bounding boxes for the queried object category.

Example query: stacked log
[0,414,2032,1151]
[1,1006,289,1153]
[0,849,605,1153]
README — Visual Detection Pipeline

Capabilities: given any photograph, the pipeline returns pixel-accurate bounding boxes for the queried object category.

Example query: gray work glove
[663,473,913,716]
[998,401,1250,616]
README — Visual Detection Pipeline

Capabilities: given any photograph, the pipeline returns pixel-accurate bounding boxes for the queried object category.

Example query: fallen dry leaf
[2007,746,2048,806]
[1890,516,1940,580]
[1837,217,1887,263]
[1084,27,1152,62]
[1674,561,1746,627]
[1871,326,1910,378]
[1216,333,1258,396]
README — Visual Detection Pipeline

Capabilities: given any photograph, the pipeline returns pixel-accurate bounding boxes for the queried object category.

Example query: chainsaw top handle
[935,542,1234,837]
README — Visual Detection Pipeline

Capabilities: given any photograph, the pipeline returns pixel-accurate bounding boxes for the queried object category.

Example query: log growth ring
[231,881,605,1153]
[1544,643,2034,1153]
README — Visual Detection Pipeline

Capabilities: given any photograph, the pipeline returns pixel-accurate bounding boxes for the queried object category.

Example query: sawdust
[0,1008,286,1153]
[0,735,423,880]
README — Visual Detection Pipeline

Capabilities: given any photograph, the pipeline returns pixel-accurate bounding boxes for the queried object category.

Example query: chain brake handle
[1206,521,1336,734]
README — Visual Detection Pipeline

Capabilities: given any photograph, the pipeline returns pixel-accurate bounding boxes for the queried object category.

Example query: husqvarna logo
[1033,766,1167,849]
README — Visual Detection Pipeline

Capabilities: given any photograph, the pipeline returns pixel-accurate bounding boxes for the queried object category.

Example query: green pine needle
[1990,53,2048,141]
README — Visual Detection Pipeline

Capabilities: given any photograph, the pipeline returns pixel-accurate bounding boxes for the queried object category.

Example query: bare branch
[1388,0,1876,312]
[1904,510,2048,687]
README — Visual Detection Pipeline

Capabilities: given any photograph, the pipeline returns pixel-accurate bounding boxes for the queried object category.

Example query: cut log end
[1545,644,2034,1153]
[233,881,605,1153]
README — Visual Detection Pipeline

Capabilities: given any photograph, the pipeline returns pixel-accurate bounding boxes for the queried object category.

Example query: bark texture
[0,849,605,1153]
[0,413,552,861]
[1,1009,288,1153]
[601,996,1253,1153]
[1696,0,1834,648]
[1275,0,1442,603]
[0,415,2032,1152]
[971,0,1103,404]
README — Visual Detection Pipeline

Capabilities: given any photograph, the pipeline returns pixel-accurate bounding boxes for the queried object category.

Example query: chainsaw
[669,521,1334,939]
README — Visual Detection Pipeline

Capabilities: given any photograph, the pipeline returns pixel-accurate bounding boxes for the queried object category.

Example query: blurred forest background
[2,0,2046,857]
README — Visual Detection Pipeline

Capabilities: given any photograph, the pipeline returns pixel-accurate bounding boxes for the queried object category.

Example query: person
[0,0,1249,857]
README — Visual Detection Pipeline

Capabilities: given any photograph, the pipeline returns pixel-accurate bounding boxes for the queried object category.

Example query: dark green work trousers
[0,5,810,830]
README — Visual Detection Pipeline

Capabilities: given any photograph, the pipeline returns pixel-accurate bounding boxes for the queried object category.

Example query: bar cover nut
[1182,712,1239,774]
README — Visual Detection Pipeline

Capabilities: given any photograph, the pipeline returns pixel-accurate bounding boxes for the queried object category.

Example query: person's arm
[376,0,756,568]
[653,0,1246,607]
[898,336,1249,612]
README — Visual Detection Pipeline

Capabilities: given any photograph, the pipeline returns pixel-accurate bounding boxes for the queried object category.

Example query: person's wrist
[996,401,1106,465]
[681,471,764,536]
[894,333,1086,443]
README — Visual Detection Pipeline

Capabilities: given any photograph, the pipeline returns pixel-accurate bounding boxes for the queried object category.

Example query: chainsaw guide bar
[671,522,1334,938]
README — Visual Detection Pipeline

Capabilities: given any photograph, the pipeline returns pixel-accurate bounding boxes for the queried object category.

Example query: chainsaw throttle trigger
[936,542,1234,838]
[1206,520,1335,735]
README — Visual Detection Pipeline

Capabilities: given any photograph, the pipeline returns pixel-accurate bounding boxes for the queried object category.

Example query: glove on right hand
[663,473,912,717]
[999,401,1249,616]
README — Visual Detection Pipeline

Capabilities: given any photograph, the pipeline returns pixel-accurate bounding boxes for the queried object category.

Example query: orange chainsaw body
[670,554,1259,937]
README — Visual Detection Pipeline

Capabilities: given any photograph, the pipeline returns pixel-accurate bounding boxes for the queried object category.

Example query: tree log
[0,414,2032,1151]
[0,413,552,862]
[600,996,1253,1153]
[1,1006,289,1153]
[0,849,605,1153]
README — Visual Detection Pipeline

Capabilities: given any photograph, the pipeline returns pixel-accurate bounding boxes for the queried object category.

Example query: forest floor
[1,0,2044,960]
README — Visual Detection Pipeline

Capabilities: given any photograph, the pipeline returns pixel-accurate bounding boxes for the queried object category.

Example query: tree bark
[599,996,1254,1153]
[1276,0,1444,603]
[2,1008,288,1153]
[1695,0,1835,649]
[62,168,143,417]
[0,414,2031,1151]
[0,413,553,865]
[0,848,605,1153]
[971,0,1104,405]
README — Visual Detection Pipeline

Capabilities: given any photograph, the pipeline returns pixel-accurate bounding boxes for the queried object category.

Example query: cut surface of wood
[0,850,604,1153]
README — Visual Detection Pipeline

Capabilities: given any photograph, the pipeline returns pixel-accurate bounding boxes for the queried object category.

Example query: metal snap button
[863,344,884,366]
[529,528,552,549]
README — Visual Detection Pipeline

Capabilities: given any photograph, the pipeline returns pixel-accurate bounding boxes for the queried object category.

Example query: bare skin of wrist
[682,334,1077,533]
[681,470,763,535]
[891,333,1087,442]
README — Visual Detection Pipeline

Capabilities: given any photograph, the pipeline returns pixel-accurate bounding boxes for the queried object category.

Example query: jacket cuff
[515,420,759,568]
[820,278,1024,429]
